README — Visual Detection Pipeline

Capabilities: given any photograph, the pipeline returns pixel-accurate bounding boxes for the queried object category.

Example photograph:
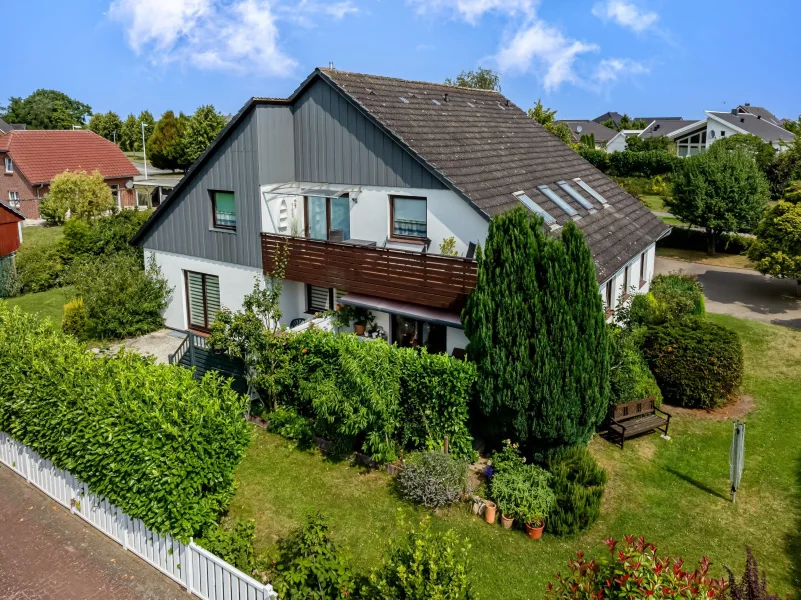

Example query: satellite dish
[576,125,583,133]
[125,180,134,190]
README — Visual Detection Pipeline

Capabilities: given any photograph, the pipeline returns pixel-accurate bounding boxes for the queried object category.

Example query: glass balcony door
[305,195,350,241]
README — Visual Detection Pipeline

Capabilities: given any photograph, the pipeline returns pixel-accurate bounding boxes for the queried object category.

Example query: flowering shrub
[545,535,727,600]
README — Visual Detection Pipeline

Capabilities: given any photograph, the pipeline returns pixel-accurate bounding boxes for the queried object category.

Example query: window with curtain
[212,191,237,229]
[391,196,427,239]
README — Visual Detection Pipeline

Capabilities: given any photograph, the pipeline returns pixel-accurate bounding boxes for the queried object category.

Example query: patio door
[186,271,221,332]
[305,195,350,241]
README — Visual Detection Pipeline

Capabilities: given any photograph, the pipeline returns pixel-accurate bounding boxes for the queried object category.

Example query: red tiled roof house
[0,130,139,220]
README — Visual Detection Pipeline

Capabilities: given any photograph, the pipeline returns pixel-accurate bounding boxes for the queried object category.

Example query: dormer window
[4,157,12,174]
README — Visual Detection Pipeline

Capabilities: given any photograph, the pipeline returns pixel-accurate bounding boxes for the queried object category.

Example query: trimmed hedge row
[577,147,680,177]
[0,303,250,540]
[658,227,753,255]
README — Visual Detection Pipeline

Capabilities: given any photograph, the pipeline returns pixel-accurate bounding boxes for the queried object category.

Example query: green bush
[0,254,19,298]
[267,406,313,441]
[16,244,65,293]
[270,513,358,599]
[71,253,172,340]
[658,226,754,255]
[546,446,608,537]
[197,519,257,574]
[641,319,744,409]
[488,440,526,475]
[609,327,662,406]
[490,464,555,525]
[397,450,468,508]
[39,192,69,225]
[627,273,705,328]
[63,209,150,260]
[608,151,681,177]
[61,297,87,338]
[0,303,250,540]
[366,517,475,600]
[577,146,610,172]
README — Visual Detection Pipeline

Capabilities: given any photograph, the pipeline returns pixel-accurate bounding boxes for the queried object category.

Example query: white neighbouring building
[132,68,671,355]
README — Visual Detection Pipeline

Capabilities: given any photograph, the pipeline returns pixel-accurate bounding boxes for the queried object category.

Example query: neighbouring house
[0,130,139,220]
[0,118,26,135]
[132,68,670,354]
[604,118,697,153]
[667,108,794,157]
[557,120,617,148]
[606,129,645,153]
[592,112,684,128]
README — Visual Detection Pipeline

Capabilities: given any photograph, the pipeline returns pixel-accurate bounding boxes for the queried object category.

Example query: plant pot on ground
[352,307,375,337]
[501,514,514,529]
[524,520,545,540]
[484,501,496,524]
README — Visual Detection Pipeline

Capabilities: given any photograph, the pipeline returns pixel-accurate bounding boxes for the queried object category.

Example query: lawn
[641,194,667,212]
[6,286,74,327]
[20,224,64,250]
[228,315,801,599]
[656,247,755,270]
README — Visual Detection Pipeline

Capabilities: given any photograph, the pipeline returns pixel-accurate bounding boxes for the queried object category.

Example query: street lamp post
[141,122,150,180]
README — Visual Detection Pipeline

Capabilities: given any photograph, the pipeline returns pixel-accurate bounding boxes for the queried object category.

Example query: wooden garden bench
[608,397,671,449]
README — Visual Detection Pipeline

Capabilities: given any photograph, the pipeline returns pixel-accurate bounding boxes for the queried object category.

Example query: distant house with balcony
[0,130,139,220]
[132,68,670,355]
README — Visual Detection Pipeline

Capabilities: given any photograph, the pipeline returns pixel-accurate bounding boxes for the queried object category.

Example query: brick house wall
[0,151,136,218]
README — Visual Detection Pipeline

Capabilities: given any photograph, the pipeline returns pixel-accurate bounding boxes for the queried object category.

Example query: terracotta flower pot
[525,521,545,540]
[354,324,366,336]
[501,513,514,529]
[484,501,496,524]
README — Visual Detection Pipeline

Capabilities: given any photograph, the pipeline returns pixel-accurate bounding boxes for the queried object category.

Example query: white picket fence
[0,431,278,600]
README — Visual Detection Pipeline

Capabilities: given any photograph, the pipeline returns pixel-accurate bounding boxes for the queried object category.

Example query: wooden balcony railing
[261,233,477,310]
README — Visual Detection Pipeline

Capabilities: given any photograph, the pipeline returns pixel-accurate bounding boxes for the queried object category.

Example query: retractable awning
[338,293,463,329]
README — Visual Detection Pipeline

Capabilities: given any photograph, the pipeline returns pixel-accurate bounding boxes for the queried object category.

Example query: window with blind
[212,191,237,230]
[186,271,221,331]
[306,284,333,313]
[390,196,427,239]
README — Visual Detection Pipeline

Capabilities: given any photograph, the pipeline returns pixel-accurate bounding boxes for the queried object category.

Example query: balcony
[261,233,477,310]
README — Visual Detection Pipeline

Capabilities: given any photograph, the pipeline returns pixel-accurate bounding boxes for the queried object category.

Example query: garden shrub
[545,535,728,600]
[0,304,250,540]
[489,463,555,525]
[197,519,257,574]
[488,439,526,476]
[546,446,608,537]
[16,244,65,293]
[366,516,475,600]
[608,150,681,178]
[71,253,172,340]
[61,297,87,338]
[609,327,663,406]
[267,406,313,441]
[0,254,19,298]
[39,192,69,225]
[577,146,610,172]
[725,547,781,600]
[658,227,753,255]
[651,272,706,318]
[641,319,743,409]
[397,450,468,508]
[270,512,358,599]
[62,209,150,260]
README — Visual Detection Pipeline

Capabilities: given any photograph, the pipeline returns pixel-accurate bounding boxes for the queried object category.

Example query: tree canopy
[88,111,124,144]
[462,208,610,449]
[602,115,648,132]
[528,100,573,145]
[445,67,501,91]
[2,89,92,129]
[666,148,769,254]
[182,105,227,166]
[148,110,190,171]
[747,193,801,282]
[39,170,115,225]
[625,135,672,153]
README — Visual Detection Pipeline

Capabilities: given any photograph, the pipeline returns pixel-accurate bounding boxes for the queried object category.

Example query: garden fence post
[186,541,193,593]
[24,447,31,483]
[189,332,196,370]
[122,513,129,551]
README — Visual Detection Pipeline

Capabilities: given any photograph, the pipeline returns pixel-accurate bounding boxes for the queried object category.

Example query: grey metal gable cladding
[293,79,445,189]
[137,104,294,268]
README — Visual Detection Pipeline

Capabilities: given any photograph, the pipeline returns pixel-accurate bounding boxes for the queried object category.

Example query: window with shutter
[306,284,333,313]
[186,271,221,331]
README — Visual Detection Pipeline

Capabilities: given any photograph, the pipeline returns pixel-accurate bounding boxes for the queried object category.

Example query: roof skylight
[399,97,409,104]
[514,192,555,225]
[431,99,441,106]
[556,180,595,211]
[573,178,608,206]
[538,185,578,217]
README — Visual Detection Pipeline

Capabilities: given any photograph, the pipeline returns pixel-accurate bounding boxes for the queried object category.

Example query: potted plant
[353,308,374,336]
[516,468,556,540]
[489,475,517,529]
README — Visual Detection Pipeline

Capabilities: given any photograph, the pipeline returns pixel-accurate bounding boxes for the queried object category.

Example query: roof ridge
[318,68,502,94]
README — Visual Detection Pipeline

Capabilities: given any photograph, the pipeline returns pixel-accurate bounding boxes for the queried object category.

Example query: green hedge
[609,327,662,406]
[546,446,608,537]
[276,329,476,461]
[577,147,680,177]
[0,303,250,540]
[657,227,753,255]
[641,318,743,409]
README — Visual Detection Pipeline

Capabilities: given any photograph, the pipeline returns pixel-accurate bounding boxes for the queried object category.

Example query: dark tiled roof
[320,69,669,282]
[557,120,617,143]
[639,119,698,138]
[0,118,26,134]
[708,111,794,143]
[593,111,623,125]
[737,105,782,126]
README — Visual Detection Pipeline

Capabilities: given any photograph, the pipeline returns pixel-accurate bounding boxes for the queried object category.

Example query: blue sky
[5,0,800,122]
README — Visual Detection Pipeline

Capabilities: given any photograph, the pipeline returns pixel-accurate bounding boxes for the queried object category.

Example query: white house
[132,68,671,355]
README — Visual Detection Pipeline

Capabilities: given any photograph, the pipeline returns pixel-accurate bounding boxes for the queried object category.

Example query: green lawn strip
[661,216,689,227]
[229,314,801,599]
[641,195,667,212]
[6,286,75,327]
[19,225,64,250]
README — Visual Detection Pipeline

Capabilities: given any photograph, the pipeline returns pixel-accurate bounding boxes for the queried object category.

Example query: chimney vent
[444,93,448,102]
[329,61,334,69]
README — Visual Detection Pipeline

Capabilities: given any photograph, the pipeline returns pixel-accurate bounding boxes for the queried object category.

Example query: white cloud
[592,0,658,32]
[495,20,598,91]
[109,0,356,75]
[407,0,537,24]
[594,57,649,84]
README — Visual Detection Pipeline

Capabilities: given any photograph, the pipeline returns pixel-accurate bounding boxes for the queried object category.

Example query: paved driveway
[0,466,185,600]
[655,257,801,329]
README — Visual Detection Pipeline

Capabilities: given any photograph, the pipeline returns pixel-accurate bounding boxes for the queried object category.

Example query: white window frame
[4,157,12,173]
[8,191,20,208]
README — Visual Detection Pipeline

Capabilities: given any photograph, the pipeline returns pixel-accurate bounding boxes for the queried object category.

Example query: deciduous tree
[747,197,801,286]
[148,110,189,171]
[120,114,139,151]
[528,99,573,145]
[667,149,769,254]
[2,89,91,129]
[41,170,115,223]
[445,67,501,91]
[183,105,227,166]
[88,111,123,143]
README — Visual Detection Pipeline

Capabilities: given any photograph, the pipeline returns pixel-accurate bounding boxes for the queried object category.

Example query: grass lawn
[20,225,64,250]
[661,215,689,227]
[641,194,667,212]
[228,315,801,599]
[656,247,755,270]
[6,286,75,327]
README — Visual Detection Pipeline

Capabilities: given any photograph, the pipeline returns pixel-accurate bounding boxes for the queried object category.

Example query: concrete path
[655,257,801,329]
[0,466,185,600]
[107,329,186,365]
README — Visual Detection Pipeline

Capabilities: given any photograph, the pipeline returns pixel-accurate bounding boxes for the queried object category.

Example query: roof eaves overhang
[666,119,707,140]
[705,111,749,136]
